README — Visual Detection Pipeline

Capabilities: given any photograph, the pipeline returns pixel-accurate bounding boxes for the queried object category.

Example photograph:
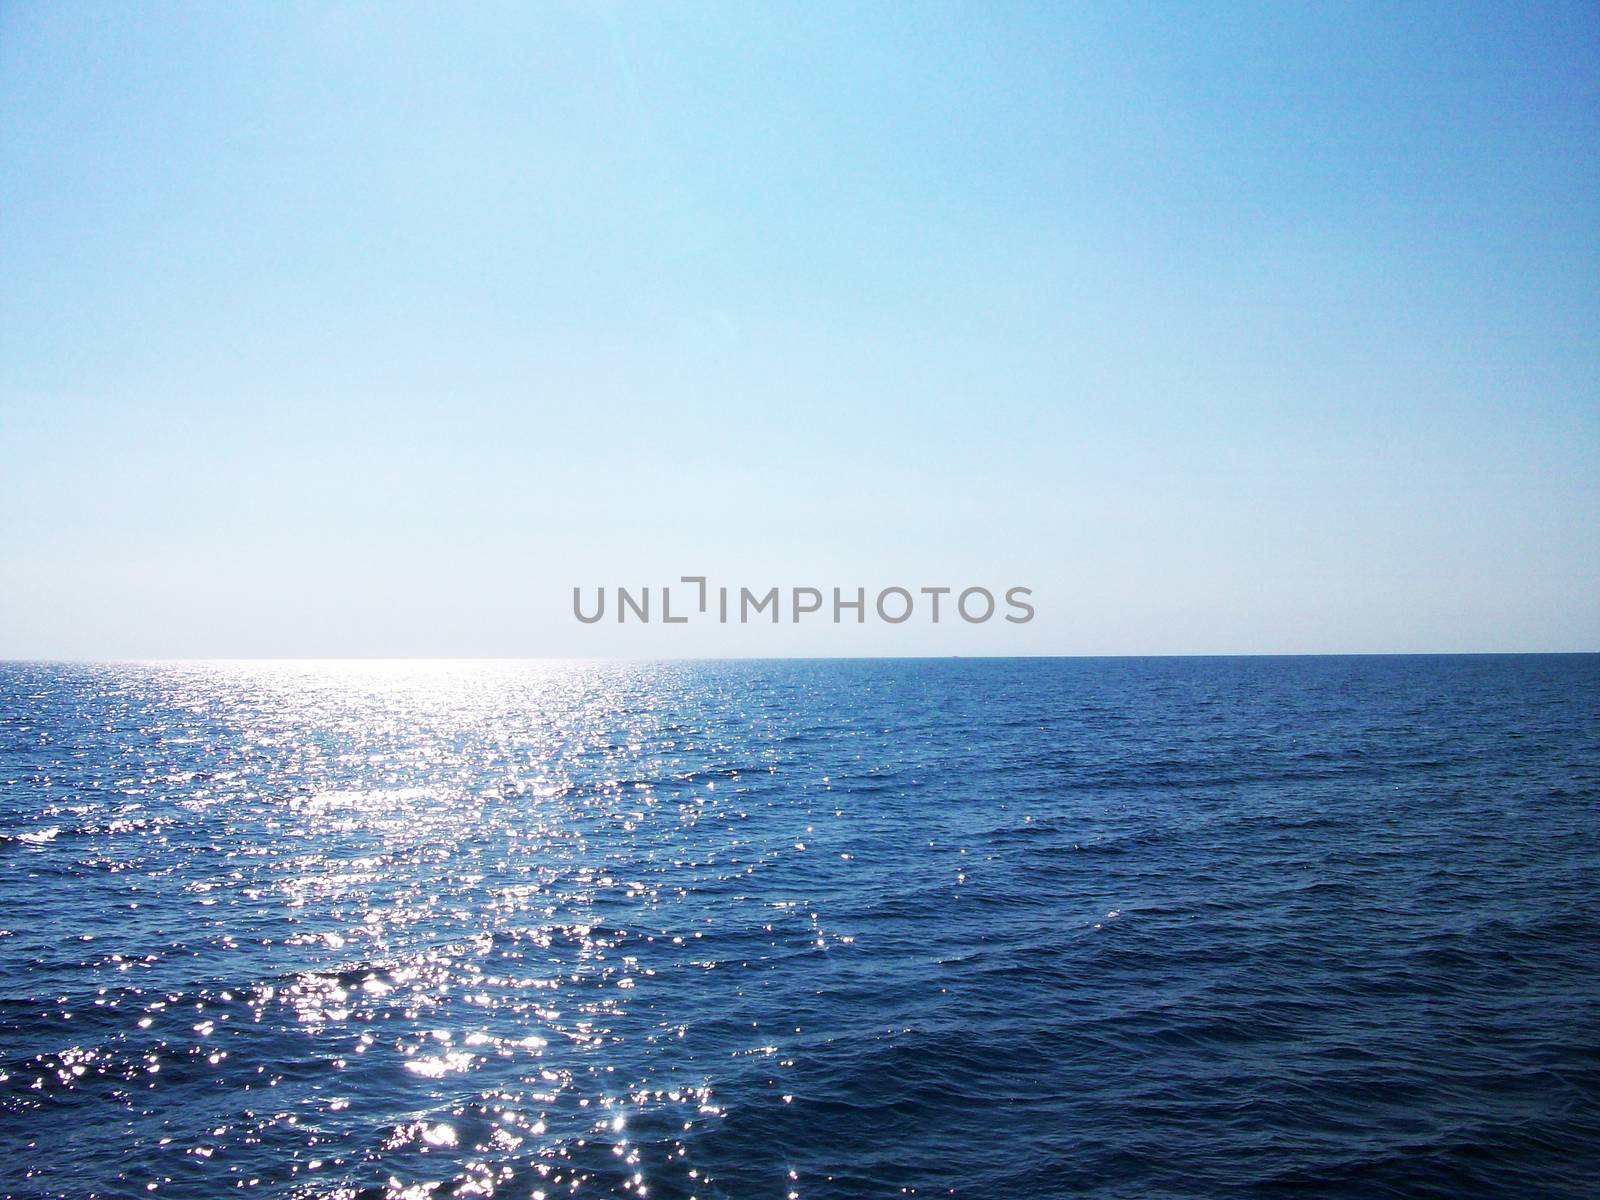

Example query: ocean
[2,656,1597,1199]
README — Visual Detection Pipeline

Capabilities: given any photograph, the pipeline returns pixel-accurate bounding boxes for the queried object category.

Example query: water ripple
[1,656,1598,1198]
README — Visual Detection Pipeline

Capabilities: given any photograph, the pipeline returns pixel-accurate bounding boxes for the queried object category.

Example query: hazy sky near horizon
[2,2,1597,657]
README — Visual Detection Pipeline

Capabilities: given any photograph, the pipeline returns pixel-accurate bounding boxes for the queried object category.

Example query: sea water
[2,657,1597,1198]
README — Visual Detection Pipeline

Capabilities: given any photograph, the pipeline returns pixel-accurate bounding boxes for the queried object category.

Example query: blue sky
[1,2,1596,656]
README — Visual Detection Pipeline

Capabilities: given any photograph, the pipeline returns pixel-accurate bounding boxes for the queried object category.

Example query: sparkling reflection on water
[2,657,1598,1199]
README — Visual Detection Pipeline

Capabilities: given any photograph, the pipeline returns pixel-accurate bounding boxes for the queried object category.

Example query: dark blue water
[2,657,1598,1199]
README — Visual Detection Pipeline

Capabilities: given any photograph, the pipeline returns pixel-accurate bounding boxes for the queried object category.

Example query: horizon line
[3,651,1598,665]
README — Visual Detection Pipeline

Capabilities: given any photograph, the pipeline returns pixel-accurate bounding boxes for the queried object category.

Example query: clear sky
[2,2,1596,657]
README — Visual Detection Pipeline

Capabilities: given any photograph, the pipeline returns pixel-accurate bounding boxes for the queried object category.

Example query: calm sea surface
[2,657,1597,1199]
